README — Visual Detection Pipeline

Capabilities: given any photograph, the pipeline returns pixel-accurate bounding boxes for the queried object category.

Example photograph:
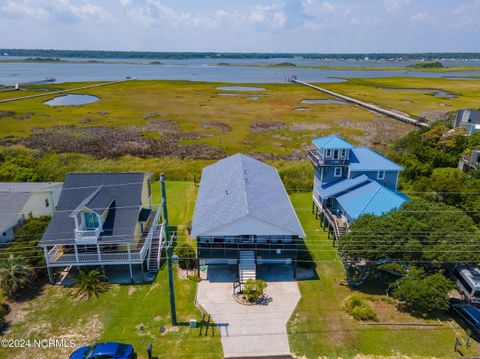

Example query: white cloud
[118,0,131,7]
[410,12,434,24]
[1,0,109,23]
[1,0,51,20]
[384,0,411,12]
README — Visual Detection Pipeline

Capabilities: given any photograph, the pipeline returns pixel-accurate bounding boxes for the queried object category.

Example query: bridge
[290,77,428,128]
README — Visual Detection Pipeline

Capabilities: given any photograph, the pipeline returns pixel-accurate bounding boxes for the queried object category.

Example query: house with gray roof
[308,134,408,241]
[39,173,165,283]
[0,182,62,243]
[191,154,305,281]
[455,110,480,135]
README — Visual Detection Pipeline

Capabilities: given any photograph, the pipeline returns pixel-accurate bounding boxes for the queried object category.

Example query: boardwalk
[0,79,133,104]
[291,78,428,128]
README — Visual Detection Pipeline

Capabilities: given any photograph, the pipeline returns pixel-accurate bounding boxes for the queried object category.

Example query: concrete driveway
[196,265,300,358]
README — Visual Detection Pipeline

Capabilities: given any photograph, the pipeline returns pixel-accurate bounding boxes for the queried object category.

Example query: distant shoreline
[2,57,480,73]
[1,49,480,61]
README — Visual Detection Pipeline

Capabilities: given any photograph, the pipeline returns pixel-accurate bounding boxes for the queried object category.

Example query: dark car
[450,298,480,338]
[69,342,135,359]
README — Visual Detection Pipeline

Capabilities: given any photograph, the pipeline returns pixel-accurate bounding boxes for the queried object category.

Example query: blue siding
[350,170,399,190]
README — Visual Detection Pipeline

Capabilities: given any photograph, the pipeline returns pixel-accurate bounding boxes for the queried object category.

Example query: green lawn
[288,192,480,358]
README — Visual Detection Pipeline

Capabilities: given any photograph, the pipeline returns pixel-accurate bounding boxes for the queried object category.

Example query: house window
[334,167,342,177]
[325,149,332,158]
[377,170,386,180]
[341,149,347,158]
[83,212,100,230]
[45,198,49,208]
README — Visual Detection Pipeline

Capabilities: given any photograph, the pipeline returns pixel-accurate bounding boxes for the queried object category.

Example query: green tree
[242,279,267,303]
[0,151,41,182]
[174,243,196,270]
[339,200,479,266]
[3,216,51,267]
[415,168,465,206]
[72,269,109,300]
[0,256,34,299]
[392,268,454,314]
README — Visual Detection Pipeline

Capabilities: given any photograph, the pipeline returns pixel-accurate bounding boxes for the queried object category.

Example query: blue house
[307,134,408,239]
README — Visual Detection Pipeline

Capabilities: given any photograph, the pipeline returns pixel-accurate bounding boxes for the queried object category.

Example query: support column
[311,200,315,214]
[96,243,105,276]
[127,244,133,283]
[44,246,54,284]
[74,244,80,270]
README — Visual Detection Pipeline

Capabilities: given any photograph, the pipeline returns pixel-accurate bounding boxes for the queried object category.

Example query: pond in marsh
[378,87,458,98]
[44,94,99,106]
[294,107,310,111]
[216,86,266,91]
[301,99,348,104]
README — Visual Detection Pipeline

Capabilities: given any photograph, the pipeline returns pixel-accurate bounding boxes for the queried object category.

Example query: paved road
[197,265,300,358]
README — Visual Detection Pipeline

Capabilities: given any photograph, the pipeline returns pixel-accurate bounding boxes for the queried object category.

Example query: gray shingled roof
[40,173,146,246]
[191,154,305,238]
[0,192,31,233]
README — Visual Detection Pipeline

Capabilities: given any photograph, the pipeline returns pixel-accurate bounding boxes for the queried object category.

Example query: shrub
[0,256,34,299]
[343,295,378,321]
[174,243,196,270]
[242,279,267,303]
[72,269,109,300]
[391,268,454,314]
[0,302,10,329]
[188,274,201,282]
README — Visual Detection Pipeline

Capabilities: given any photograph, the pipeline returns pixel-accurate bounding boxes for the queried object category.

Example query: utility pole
[161,173,177,326]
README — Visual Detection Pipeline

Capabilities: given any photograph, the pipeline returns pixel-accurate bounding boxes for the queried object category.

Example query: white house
[0,182,62,243]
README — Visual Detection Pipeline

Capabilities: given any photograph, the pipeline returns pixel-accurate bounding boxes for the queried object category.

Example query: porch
[197,242,298,262]
[42,207,165,283]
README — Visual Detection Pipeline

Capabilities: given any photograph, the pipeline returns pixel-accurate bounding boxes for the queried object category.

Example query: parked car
[450,298,480,338]
[452,265,480,305]
[69,342,135,359]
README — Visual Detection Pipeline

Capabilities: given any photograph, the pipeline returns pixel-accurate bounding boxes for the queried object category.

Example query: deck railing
[47,207,162,266]
[307,149,349,167]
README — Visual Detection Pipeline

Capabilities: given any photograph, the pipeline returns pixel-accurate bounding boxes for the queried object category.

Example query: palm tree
[0,255,34,298]
[72,268,109,300]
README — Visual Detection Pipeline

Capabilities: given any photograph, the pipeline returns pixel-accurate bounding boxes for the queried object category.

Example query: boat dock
[290,77,428,128]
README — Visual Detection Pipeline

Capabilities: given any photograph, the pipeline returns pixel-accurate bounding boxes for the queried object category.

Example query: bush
[343,295,378,321]
[392,268,454,314]
[0,256,34,299]
[0,302,10,329]
[242,279,267,303]
[174,243,196,270]
[188,274,201,282]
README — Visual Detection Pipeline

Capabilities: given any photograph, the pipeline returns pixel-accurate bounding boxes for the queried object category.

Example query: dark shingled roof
[39,173,146,246]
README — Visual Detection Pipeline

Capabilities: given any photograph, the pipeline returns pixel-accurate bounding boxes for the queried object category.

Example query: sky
[0,0,479,53]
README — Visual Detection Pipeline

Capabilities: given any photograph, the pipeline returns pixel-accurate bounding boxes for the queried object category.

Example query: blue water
[44,94,99,106]
[1,57,480,85]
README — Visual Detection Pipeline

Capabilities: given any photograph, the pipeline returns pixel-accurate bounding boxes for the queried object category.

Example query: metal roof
[0,192,31,233]
[336,181,408,220]
[349,147,404,171]
[40,173,147,246]
[317,174,371,199]
[190,154,305,238]
[312,134,354,150]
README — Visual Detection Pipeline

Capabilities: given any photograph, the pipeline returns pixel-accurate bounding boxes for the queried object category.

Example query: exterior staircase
[239,251,256,283]
[148,229,162,273]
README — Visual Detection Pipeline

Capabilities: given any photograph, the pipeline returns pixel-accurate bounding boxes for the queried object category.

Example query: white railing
[74,227,101,241]
[157,223,166,270]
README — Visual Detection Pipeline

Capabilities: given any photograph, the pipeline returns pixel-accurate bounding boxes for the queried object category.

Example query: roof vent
[225,189,228,195]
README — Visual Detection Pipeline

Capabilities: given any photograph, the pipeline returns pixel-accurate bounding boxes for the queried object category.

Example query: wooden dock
[0,78,134,104]
[291,78,428,128]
